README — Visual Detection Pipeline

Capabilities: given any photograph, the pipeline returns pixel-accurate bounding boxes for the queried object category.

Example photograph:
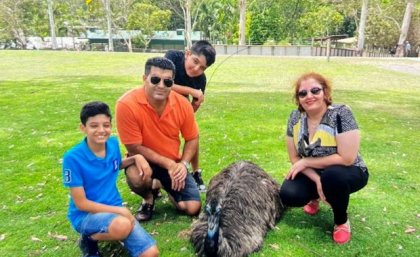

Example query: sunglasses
[297,87,323,98]
[150,76,174,87]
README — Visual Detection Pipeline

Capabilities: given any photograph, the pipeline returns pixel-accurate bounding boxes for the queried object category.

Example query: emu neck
[204,214,220,256]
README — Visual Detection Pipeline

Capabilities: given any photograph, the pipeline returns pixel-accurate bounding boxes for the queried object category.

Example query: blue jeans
[76,212,156,257]
[150,164,201,202]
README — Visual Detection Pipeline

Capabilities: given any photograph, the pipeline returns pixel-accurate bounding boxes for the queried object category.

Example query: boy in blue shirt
[62,101,159,257]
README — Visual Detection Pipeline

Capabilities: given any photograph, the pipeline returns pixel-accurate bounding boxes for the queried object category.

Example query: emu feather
[190,161,286,257]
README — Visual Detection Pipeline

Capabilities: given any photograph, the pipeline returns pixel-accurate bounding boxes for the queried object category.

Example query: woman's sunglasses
[150,76,174,87]
[297,87,323,98]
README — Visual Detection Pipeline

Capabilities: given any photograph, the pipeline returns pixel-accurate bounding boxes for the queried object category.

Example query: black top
[164,50,207,97]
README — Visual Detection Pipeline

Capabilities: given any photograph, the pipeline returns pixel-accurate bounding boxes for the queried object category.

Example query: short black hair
[144,57,176,78]
[80,101,112,125]
[190,40,216,67]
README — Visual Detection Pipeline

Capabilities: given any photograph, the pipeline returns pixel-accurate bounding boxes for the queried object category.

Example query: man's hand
[168,162,187,191]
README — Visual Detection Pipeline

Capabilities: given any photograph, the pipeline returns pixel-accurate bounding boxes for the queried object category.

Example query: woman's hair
[293,72,333,112]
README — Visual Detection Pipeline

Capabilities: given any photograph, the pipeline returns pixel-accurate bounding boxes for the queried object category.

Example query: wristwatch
[180,160,190,171]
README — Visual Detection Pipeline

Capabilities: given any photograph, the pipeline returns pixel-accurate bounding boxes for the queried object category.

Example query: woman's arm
[303,129,360,168]
[287,130,360,179]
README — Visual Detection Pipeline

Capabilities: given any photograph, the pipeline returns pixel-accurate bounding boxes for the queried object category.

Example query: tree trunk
[183,0,192,49]
[47,0,58,49]
[238,0,246,46]
[357,0,368,56]
[396,0,414,57]
[102,0,114,51]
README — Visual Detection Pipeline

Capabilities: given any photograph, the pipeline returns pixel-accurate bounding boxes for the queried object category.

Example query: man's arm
[180,136,198,164]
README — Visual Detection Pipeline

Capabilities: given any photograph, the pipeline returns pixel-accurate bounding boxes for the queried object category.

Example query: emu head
[204,198,222,256]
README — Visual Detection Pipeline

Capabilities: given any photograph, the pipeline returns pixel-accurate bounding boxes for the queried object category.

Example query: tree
[357,0,368,55]
[86,0,114,51]
[127,3,171,51]
[0,0,48,49]
[101,0,113,51]
[238,0,246,45]
[47,0,58,49]
[396,0,415,57]
[111,0,136,52]
[154,0,204,48]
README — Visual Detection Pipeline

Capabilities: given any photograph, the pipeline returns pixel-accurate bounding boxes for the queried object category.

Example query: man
[165,40,216,192]
[116,57,201,222]
[405,41,411,57]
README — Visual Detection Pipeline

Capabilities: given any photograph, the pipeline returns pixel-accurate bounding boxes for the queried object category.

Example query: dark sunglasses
[297,87,323,98]
[150,76,174,87]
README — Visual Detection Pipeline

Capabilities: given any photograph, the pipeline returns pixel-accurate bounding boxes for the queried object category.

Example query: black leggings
[279,165,369,225]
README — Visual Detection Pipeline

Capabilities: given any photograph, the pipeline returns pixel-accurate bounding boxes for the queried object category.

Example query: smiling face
[184,51,208,78]
[297,78,327,113]
[80,114,112,146]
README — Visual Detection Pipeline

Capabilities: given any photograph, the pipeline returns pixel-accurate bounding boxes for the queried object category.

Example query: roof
[85,29,202,41]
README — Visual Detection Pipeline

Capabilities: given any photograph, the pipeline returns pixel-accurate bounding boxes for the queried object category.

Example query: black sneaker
[192,169,206,193]
[135,202,154,222]
[79,235,101,257]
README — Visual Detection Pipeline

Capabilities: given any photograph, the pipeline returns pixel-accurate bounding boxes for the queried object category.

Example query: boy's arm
[70,187,135,226]
[172,84,204,101]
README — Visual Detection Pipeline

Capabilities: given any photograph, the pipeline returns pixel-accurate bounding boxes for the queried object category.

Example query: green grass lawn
[0,50,419,257]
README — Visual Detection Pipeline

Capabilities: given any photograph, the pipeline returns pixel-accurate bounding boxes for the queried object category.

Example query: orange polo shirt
[115,87,198,161]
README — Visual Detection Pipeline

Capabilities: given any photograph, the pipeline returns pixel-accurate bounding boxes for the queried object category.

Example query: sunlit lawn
[0,50,419,257]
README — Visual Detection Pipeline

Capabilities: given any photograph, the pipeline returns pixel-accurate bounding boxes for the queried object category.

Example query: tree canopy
[0,0,418,50]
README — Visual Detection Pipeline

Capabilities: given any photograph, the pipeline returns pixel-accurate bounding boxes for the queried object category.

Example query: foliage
[0,0,419,48]
[298,5,345,38]
[195,0,237,44]
[126,3,171,49]
[0,50,419,257]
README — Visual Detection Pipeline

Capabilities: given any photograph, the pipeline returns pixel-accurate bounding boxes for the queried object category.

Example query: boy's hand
[191,89,204,111]
[134,155,152,179]
[117,207,136,228]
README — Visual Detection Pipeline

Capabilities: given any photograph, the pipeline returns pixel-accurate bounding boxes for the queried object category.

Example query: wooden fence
[213,45,393,57]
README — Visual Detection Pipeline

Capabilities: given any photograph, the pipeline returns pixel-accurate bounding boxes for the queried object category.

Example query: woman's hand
[286,158,308,180]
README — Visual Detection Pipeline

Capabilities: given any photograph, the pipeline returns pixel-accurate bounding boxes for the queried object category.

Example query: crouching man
[116,57,201,222]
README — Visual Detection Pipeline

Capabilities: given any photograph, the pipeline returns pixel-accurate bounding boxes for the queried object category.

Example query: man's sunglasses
[297,87,323,98]
[150,76,174,87]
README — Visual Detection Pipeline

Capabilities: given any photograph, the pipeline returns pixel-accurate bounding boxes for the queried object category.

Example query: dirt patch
[379,61,420,76]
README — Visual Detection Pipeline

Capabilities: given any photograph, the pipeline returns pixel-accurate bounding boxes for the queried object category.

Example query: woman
[279,72,369,244]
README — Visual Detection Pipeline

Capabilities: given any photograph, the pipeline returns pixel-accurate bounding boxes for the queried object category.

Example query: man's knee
[177,200,201,216]
[126,165,152,190]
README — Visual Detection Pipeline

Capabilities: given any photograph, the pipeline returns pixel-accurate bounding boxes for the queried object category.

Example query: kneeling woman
[279,72,369,244]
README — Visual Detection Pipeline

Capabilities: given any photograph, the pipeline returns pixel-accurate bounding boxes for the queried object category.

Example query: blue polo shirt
[62,136,122,229]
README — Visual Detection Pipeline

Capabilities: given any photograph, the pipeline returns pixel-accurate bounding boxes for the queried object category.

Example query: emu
[190,161,286,257]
